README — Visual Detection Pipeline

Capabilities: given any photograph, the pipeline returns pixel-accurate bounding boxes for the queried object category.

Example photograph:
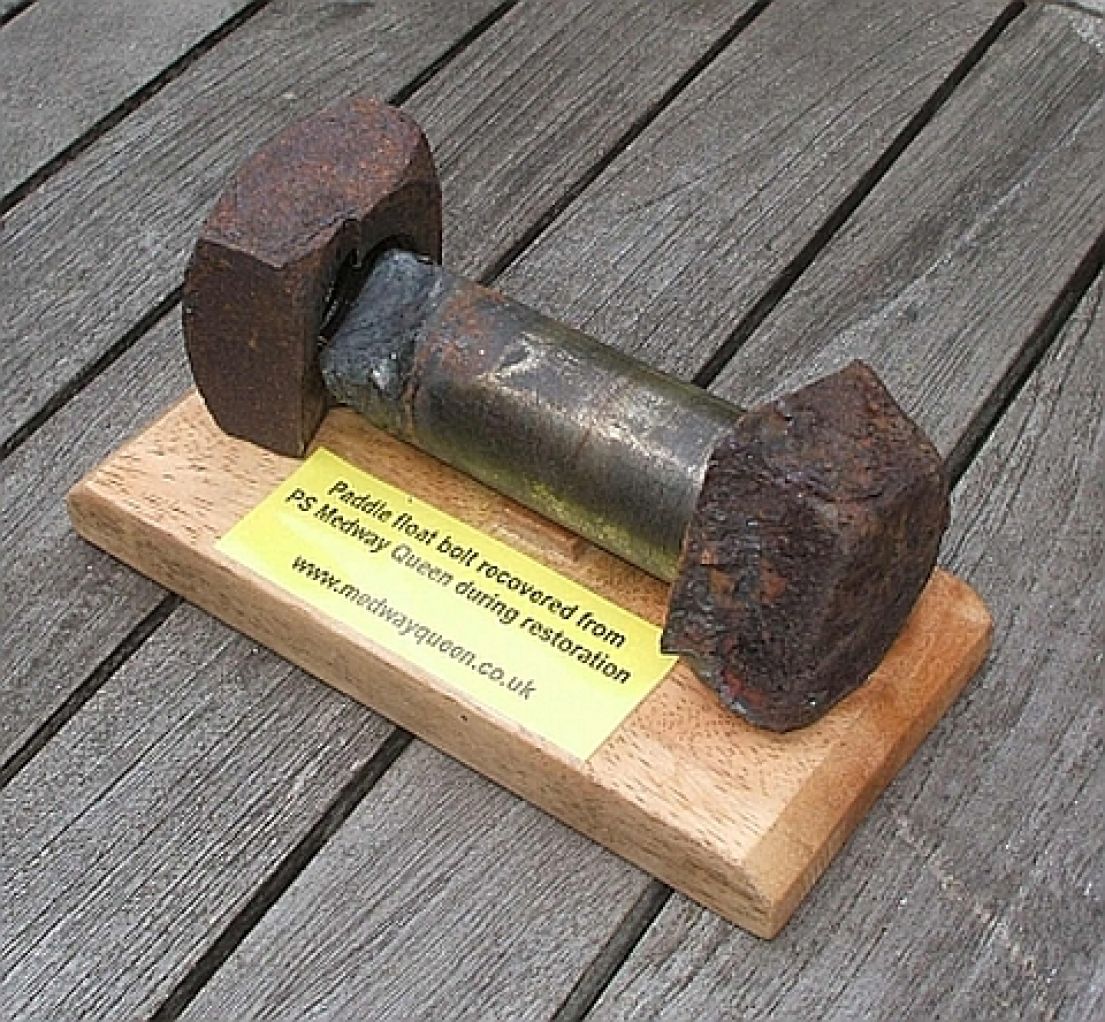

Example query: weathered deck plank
[586,274,1105,1022]
[498,0,1009,372]
[180,742,647,1022]
[0,318,187,765]
[710,6,1105,463]
[0,606,393,1022]
[0,0,257,198]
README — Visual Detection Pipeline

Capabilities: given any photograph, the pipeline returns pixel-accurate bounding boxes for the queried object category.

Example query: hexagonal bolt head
[662,362,948,731]
[182,95,442,457]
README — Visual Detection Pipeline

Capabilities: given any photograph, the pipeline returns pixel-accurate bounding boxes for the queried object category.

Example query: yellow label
[216,449,676,760]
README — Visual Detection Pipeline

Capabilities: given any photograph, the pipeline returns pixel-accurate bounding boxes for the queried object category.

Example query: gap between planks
[0,0,274,215]
[0,596,179,790]
[0,0,35,28]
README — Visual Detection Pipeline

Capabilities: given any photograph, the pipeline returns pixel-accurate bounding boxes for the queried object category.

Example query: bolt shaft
[321,249,742,580]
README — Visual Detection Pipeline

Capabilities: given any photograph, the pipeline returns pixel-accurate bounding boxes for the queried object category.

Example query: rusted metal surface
[323,253,949,730]
[182,95,441,456]
[662,364,949,730]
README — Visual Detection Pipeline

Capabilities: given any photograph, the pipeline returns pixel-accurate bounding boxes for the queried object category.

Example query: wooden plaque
[68,393,991,937]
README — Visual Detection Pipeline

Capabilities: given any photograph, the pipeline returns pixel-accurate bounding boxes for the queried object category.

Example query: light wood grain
[69,394,990,937]
[0,604,392,1022]
[586,271,1105,1022]
[0,0,255,197]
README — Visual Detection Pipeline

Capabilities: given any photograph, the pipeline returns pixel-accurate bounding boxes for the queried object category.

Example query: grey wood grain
[497,0,1007,374]
[406,0,749,278]
[708,7,1105,464]
[586,276,1105,1022]
[0,0,255,198]
[0,316,186,766]
[0,0,504,448]
[180,742,648,1022]
[1044,0,1105,57]
[0,604,394,1022]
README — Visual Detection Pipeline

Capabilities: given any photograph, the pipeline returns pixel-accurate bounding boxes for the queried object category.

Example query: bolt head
[182,96,442,457]
[662,362,948,731]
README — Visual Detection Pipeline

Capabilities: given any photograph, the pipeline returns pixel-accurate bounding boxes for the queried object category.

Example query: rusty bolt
[182,96,949,731]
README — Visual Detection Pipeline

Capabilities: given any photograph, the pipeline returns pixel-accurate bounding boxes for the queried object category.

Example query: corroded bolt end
[182,95,442,457]
[661,362,949,732]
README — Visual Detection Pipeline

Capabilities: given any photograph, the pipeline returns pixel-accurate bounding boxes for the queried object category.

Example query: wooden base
[67,393,992,937]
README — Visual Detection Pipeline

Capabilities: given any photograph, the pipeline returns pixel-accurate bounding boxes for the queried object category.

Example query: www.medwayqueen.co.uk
[290,554,538,699]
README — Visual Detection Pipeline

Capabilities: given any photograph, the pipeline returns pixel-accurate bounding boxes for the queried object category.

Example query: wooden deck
[1,1,1102,1018]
